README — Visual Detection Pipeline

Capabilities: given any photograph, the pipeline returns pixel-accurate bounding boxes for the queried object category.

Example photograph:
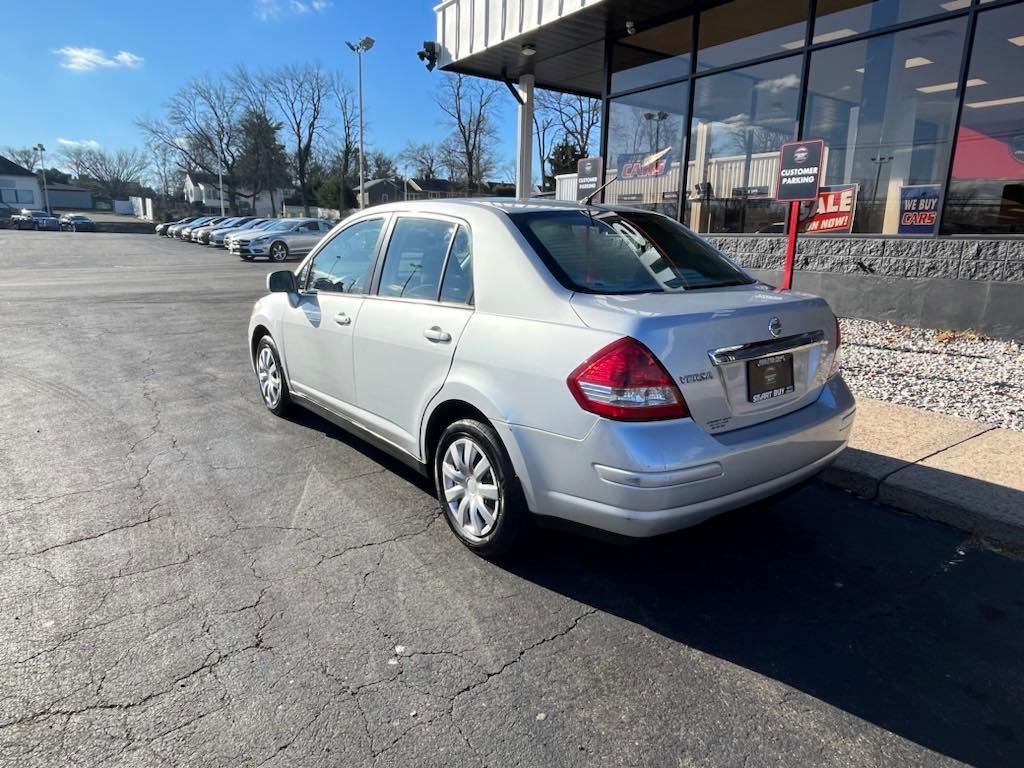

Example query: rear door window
[377,217,457,300]
[439,225,473,305]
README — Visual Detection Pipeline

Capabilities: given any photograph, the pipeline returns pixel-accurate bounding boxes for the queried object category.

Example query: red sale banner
[803,184,858,234]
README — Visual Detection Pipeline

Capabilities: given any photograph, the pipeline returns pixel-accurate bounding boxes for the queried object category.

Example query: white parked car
[247,200,855,556]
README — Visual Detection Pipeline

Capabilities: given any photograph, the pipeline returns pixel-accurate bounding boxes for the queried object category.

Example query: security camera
[417,41,439,72]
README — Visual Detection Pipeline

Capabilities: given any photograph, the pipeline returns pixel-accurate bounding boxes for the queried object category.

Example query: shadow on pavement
[285,407,1023,766]
[503,484,1024,768]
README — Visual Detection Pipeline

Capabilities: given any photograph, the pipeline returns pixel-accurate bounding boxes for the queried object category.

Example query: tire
[254,336,291,416]
[269,241,289,262]
[434,418,526,557]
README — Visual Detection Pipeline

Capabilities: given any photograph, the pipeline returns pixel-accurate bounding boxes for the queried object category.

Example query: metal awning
[434,0,693,96]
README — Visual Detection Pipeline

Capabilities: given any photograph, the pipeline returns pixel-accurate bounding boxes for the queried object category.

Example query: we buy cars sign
[775,139,824,202]
[803,184,858,234]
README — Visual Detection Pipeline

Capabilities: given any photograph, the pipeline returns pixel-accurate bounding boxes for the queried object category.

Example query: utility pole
[34,144,50,214]
[218,159,225,216]
[346,36,375,209]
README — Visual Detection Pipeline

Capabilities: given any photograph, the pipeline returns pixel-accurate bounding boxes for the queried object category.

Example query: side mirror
[267,270,297,293]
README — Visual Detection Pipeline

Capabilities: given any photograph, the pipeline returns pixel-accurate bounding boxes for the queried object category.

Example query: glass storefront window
[815,0,963,40]
[697,0,807,71]
[944,3,1024,234]
[803,17,966,234]
[611,17,692,94]
[685,57,802,234]
[604,83,688,216]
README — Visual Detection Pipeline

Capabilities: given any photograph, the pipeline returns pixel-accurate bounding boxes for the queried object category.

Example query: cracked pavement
[1,231,1023,767]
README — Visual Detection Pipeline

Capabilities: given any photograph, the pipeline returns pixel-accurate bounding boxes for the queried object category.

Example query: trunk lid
[569,284,838,434]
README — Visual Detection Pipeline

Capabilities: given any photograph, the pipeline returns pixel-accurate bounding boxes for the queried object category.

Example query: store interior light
[780,28,856,50]
[855,67,864,74]
[940,0,970,10]
[966,95,1024,109]
[917,78,986,94]
[1009,35,1024,47]
[904,57,933,68]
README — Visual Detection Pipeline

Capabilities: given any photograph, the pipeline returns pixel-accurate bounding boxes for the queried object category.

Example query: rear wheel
[434,419,526,557]
[269,242,289,262]
[255,336,291,416]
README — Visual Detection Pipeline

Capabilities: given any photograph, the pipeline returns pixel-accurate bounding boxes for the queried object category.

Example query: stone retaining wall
[705,236,1024,341]
[706,236,1024,283]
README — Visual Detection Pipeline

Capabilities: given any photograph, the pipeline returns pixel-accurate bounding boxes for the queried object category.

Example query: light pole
[870,155,894,229]
[346,36,375,209]
[34,144,50,214]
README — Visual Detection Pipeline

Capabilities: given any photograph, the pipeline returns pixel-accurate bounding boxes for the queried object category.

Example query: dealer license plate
[747,354,795,403]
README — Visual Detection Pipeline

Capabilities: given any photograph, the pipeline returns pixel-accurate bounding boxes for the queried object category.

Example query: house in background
[47,182,93,210]
[405,178,460,200]
[0,155,43,210]
[355,178,405,207]
[183,171,288,217]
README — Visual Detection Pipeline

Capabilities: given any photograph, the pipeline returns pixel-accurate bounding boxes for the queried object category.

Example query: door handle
[423,326,451,343]
[334,312,351,326]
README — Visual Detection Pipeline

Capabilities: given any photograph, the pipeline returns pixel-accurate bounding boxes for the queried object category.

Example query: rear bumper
[500,375,856,538]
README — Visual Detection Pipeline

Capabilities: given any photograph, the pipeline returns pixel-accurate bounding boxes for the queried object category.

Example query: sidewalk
[820,398,1024,552]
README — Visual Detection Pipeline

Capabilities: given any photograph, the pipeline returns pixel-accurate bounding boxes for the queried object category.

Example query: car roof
[353,197,638,219]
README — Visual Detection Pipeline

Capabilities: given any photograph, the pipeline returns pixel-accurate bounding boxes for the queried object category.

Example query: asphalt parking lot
[1,230,1023,767]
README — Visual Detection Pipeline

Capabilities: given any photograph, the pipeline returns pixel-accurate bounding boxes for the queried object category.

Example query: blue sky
[1,0,515,173]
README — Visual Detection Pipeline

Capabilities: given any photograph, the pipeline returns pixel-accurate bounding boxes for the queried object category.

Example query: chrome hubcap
[441,438,500,540]
[271,244,286,260]
[256,346,281,408]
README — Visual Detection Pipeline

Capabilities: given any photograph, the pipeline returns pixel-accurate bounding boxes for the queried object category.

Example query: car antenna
[583,147,672,207]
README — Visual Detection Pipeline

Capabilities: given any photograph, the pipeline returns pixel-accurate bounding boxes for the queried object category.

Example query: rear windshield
[510,209,753,294]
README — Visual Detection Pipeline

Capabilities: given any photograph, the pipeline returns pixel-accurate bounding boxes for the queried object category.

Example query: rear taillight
[829,315,842,377]
[567,337,689,421]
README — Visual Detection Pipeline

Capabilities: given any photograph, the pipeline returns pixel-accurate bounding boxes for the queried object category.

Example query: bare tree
[137,75,244,212]
[330,73,359,189]
[79,148,148,199]
[435,74,502,193]
[532,95,559,190]
[57,144,90,180]
[399,141,441,179]
[536,91,601,157]
[3,146,38,172]
[146,141,181,201]
[266,63,332,216]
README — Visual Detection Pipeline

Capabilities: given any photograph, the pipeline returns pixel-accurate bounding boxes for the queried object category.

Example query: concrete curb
[817,398,1024,552]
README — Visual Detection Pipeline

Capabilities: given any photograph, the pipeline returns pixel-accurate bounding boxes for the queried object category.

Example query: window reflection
[604,83,687,216]
[816,0,965,39]
[686,57,802,234]
[611,17,692,94]
[945,3,1024,234]
[697,0,806,71]
[803,18,966,234]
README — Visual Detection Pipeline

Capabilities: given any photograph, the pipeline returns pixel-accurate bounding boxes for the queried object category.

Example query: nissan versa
[248,200,855,556]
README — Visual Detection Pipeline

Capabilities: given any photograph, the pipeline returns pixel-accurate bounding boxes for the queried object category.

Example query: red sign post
[774,139,825,290]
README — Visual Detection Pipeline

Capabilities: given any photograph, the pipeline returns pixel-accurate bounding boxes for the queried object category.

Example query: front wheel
[269,242,289,262]
[434,419,526,557]
[255,336,291,416]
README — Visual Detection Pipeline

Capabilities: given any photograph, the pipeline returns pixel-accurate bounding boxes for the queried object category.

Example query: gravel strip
[839,317,1024,432]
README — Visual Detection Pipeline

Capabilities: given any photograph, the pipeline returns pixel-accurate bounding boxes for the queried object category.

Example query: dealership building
[433,0,1024,338]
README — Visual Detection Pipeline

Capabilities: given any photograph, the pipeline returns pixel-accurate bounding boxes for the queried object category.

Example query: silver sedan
[247,200,854,556]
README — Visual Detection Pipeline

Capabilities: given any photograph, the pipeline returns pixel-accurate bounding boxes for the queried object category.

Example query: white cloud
[755,74,801,94]
[57,138,101,149]
[255,0,330,20]
[54,46,144,71]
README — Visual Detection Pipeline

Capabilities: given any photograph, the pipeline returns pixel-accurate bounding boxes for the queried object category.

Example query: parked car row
[6,209,96,232]
[157,214,336,262]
